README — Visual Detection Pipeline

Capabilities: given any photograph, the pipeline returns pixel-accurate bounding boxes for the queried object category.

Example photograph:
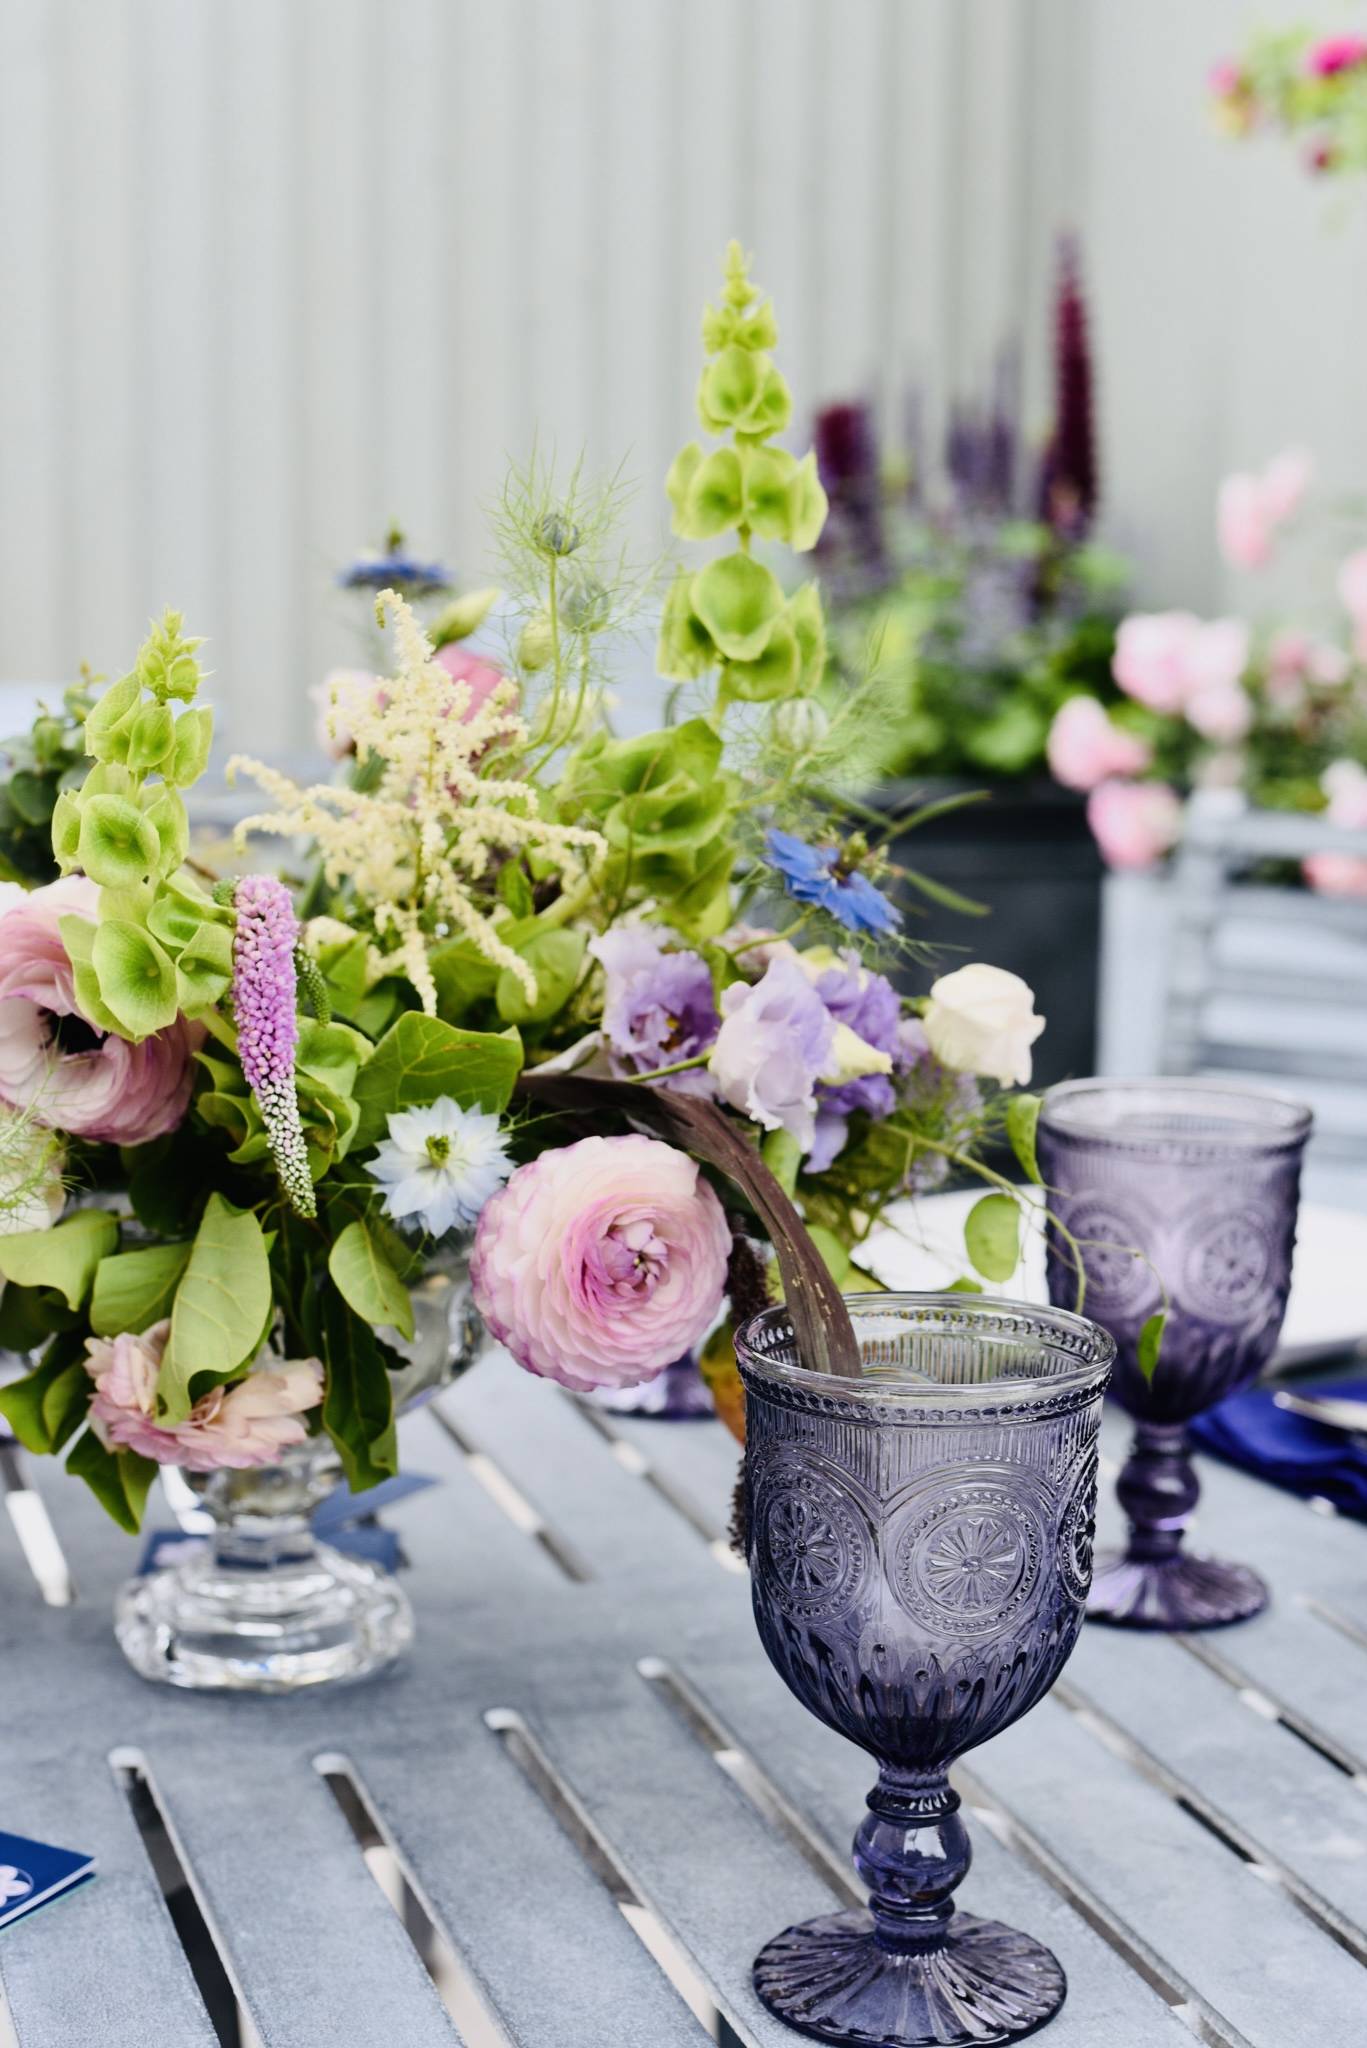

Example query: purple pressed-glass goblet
[737,1292,1113,2048]
[1037,1079,1310,1631]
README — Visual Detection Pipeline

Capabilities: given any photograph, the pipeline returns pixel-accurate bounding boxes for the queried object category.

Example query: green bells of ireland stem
[658,241,830,709]
[49,612,236,1040]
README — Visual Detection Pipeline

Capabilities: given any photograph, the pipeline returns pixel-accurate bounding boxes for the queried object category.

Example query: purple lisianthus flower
[804,954,904,1167]
[589,928,720,1095]
[765,829,900,938]
[708,955,835,1152]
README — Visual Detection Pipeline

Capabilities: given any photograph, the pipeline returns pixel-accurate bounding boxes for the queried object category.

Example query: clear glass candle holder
[1037,1079,1310,1631]
[737,1292,1113,2048]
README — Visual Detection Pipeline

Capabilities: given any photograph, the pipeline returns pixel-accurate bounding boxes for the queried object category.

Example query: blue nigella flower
[765,828,901,938]
[338,546,453,596]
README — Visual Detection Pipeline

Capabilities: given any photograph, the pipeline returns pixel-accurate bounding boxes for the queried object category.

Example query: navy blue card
[0,1832,94,1929]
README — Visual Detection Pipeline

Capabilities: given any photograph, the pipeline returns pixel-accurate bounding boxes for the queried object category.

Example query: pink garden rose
[86,1319,323,1470]
[1307,34,1367,76]
[1046,696,1151,792]
[1111,612,1201,712]
[1087,779,1182,870]
[0,878,201,1145]
[471,1134,731,1393]
[1304,759,1367,897]
[1217,449,1310,571]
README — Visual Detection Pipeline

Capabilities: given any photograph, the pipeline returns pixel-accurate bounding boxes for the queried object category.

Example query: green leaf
[295,1019,371,1095]
[1005,1094,1043,1186]
[65,1430,155,1533]
[0,1280,78,1350]
[76,794,160,888]
[320,1283,398,1493]
[159,1194,272,1421]
[328,1220,414,1341]
[1137,1309,1166,1383]
[495,928,586,1026]
[0,1338,90,1453]
[352,1013,522,1150]
[496,859,535,919]
[0,1209,118,1309]
[166,705,213,788]
[90,1240,193,1336]
[762,1127,802,1196]
[92,919,179,1038]
[945,1275,986,1295]
[896,865,989,917]
[805,1224,851,1289]
[690,553,784,662]
[964,1193,1021,1284]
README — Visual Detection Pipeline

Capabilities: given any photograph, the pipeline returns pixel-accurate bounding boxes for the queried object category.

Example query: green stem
[630,1051,711,1082]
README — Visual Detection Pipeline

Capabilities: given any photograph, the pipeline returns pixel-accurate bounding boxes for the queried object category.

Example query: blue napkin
[1190,1376,1367,1521]
[137,1471,439,1576]
[0,1831,94,1929]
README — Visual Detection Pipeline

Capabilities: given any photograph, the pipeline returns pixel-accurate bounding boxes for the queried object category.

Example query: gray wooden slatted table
[2,1358,1365,2047]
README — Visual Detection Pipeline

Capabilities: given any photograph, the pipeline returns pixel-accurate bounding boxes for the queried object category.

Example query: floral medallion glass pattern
[737,1292,1113,2048]
[1037,1079,1310,1631]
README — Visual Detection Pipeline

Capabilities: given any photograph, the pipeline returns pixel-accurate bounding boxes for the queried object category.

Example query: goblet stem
[1116,1422,1198,1564]
[854,1768,971,1956]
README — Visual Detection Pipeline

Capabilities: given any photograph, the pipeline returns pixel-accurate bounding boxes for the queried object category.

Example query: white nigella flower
[367,1098,513,1238]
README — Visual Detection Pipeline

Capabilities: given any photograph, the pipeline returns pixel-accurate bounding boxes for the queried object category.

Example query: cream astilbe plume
[228,592,605,1012]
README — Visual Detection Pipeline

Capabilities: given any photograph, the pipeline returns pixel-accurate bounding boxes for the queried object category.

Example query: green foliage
[328,1220,414,1341]
[0,1335,92,1455]
[1005,1094,1042,1185]
[964,1193,1021,1284]
[352,1013,522,1149]
[158,1195,273,1421]
[1137,1309,1166,1383]
[657,243,830,719]
[0,1209,119,1310]
[66,1429,156,1534]
[90,1241,193,1336]
[0,680,96,885]
[319,1282,399,1493]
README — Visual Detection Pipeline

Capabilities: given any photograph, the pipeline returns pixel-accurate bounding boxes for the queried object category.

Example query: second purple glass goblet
[737,1292,1113,2047]
[1037,1079,1310,1631]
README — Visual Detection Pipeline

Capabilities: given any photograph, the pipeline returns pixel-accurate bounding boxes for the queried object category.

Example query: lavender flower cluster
[232,874,315,1218]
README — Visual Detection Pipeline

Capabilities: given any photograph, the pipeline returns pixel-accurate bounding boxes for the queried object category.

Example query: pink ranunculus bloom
[435,643,509,721]
[1307,34,1367,76]
[0,878,201,1146]
[1112,612,1202,712]
[1086,779,1183,870]
[1185,681,1253,743]
[85,1319,324,1470]
[1186,618,1250,696]
[470,1133,731,1393]
[1046,696,1152,793]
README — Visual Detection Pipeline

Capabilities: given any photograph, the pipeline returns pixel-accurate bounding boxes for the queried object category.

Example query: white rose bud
[922,964,1045,1087]
[771,697,829,752]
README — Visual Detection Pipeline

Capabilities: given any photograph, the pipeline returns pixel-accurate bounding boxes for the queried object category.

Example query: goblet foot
[1086,1548,1267,1630]
[754,1909,1066,2048]
[115,1541,413,1691]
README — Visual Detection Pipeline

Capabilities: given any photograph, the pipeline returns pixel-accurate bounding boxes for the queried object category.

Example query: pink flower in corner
[1046,696,1151,792]
[1217,449,1311,570]
[1087,780,1182,870]
[85,1320,324,1470]
[471,1134,731,1393]
[1307,34,1367,77]
[0,877,201,1145]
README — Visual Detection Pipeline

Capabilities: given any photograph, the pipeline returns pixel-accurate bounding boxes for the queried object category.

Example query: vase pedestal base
[114,1540,413,1692]
[753,1909,1066,2048]
[1086,1548,1268,1631]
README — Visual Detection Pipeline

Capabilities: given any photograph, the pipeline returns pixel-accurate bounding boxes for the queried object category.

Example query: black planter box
[881,779,1103,1091]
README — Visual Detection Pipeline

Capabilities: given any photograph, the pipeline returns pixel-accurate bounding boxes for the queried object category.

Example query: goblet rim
[734,1290,1114,1410]
[1039,1075,1312,1155]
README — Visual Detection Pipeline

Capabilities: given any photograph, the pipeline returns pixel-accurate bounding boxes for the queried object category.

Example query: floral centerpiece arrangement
[1210,24,1367,176]
[1045,449,1367,886]
[0,249,1068,1687]
[813,242,1127,786]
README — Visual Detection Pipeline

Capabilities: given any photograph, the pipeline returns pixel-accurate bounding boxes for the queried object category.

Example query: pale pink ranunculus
[85,1319,324,1470]
[1186,618,1250,698]
[1087,779,1183,870]
[470,1133,731,1393]
[1217,450,1311,570]
[1307,34,1367,77]
[1185,681,1253,744]
[0,878,201,1145]
[1112,612,1201,712]
[1046,695,1152,792]
[435,643,508,720]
